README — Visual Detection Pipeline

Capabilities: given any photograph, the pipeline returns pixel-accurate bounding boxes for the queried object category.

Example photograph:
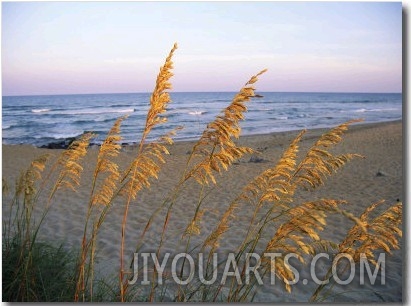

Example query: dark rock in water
[39,131,101,149]
[40,137,77,149]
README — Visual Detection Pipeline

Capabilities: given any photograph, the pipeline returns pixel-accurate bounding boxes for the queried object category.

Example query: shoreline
[2,119,403,150]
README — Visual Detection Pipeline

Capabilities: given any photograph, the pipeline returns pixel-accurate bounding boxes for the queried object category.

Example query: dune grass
[2,238,76,302]
[2,43,402,302]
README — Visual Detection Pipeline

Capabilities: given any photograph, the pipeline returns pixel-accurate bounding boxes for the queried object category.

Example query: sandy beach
[2,120,403,302]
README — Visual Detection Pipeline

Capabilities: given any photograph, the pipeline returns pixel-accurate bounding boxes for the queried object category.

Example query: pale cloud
[104,57,163,65]
[104,54,280,65]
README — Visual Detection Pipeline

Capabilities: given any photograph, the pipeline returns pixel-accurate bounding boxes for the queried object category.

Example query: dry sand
[2,120,403,302]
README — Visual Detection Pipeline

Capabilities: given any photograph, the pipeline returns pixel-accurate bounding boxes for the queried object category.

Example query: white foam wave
[257,107,273,111]
[354,107,401,113]
[368,107,401,112]
[32,108,51,113]
[188,111,206,116]
[45,108,135,115]
[34,132,84,139]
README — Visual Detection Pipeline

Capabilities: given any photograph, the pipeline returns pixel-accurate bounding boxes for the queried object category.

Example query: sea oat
[121,43,178,197]
[203,202,238,250]
[294,119,364,189]
[118,44,178,302]
[140,43,178,143]
[184,209,205,237]
[262,199,348,292]
[51,132,94,196]
[242,130,305,209]
[91,116,127,206]
[187,69,267,185]
[338,201,402,264]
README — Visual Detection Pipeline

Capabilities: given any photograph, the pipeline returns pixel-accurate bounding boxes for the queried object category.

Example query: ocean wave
[212,99,230,102]
[353,107,401,113]
[35,108,136,115]
[188,111,207,116]
[73,117,116,124]
[34,131,85,140]
[108,103,134,108]
[71,108,135,115]
[269,116,288,120]
[2,92,401,147]
[256,107,273,111]
[369,107,401,112]
[32,108,51,113]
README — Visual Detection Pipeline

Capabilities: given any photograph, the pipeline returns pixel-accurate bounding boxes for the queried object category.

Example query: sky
[1,1,403,96]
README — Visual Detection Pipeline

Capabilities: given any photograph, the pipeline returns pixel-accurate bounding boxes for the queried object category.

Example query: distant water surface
[2,92,402,146]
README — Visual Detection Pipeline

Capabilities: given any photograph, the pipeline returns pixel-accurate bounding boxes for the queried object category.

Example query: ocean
[2,92,402,147]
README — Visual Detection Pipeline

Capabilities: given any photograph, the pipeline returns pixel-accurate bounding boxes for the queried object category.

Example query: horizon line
[2,90,403,98]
